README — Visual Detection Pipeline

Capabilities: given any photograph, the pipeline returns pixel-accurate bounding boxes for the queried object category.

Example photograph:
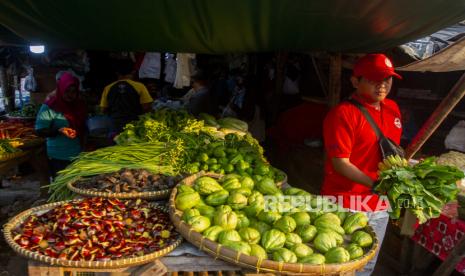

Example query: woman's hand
[59,127,77,139]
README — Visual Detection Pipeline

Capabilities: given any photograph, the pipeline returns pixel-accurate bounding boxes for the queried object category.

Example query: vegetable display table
[28,243,361,276]
[26,243,248,276]
[161,242,252,274]
[0,150,32,174]
[411,202,465,274]
[28,260,168,276]
[0,142,45,175]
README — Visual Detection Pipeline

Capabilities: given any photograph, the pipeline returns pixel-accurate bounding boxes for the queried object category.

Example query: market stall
[0,109,382,275]
[0,107,461,275]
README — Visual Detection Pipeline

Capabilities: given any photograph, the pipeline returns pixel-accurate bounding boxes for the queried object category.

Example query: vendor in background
[321,54,402,275]
[100,59,153,134]
[221,72,246,118]
[35,72,88,179]
[181,71,210,115]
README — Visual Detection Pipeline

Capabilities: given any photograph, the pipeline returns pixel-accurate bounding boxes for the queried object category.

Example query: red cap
[353,54,402,82]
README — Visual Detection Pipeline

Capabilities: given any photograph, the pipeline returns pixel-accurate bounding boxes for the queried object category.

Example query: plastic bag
[24,68,37,92]
[445,120,465,152]
[138,52,161,79]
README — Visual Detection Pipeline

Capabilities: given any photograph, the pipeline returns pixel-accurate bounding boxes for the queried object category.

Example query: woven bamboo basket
[3,200,183,269]
[0,151,27,162]
[197,170,287,188]
[67,178,172,200]
[5,115,36,121]
[169,172,379,275]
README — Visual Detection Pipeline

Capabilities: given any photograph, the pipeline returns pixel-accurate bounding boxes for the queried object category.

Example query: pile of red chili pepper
[12,198,179,261]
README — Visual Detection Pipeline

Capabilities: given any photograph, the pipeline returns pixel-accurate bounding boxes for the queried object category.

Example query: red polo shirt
[321,95,402,211]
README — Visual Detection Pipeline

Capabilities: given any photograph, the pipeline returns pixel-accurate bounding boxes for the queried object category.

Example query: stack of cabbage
[175,174,374,264]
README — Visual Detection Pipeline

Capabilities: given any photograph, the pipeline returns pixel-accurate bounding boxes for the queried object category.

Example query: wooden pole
[0,66,15,112]
[399,236,414,273]
[0,65,7,111]
[271,51,288,123]
[311,55,328,97]
[405,72,465,159]
[328,53,342,107]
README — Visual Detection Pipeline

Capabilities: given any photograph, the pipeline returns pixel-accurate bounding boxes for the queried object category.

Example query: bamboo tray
[169,172,379,274]
[5,115,36,121]
[3,200,183,269]
[67,180,172,200]
[67,173,182,200]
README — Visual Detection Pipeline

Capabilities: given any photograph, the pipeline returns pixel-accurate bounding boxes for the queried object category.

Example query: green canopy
[1,0,465,53]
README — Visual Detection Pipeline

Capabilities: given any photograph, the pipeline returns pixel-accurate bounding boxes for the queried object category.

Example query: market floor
[0,170,43,275]
[0,256,399,276]
[373,251,400,276]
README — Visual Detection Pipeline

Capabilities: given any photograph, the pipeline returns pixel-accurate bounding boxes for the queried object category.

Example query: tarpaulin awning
[398,36,465,72]
[1,0,465,53]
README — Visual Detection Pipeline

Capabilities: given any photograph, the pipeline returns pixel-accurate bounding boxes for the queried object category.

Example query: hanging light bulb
[29,45,45,54]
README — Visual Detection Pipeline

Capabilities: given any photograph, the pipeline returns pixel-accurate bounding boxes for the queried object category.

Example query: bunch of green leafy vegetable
[114,108,264,165]
[223,132,265,157]
[375,157,464,224]
[113,108,275,178]
[115,108,214,145]
[9,104,40,117]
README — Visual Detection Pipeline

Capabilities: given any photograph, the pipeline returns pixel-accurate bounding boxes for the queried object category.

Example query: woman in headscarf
[35,72,87,178]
